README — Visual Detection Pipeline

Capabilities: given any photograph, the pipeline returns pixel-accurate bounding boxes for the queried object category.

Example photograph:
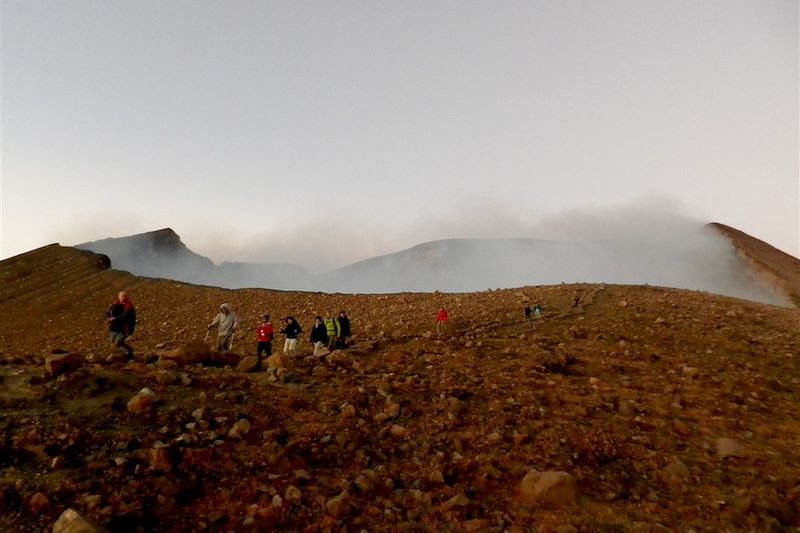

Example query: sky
[2,0,798,272]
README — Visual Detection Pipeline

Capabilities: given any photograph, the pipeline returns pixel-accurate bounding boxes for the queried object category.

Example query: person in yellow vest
[324,316,340,351]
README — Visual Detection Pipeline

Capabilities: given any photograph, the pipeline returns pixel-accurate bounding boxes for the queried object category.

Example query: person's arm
[209,314,220,330]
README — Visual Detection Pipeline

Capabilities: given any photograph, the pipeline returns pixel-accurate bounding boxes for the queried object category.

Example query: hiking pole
[229,332,236,351]
[204,330,209,343]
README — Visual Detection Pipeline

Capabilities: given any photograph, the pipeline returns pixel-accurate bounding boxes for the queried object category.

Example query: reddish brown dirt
[1,244,799,531]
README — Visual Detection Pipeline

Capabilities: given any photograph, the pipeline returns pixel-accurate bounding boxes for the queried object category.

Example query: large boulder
[266,353,292,369]
[158,341,211,366]
[127,388,157,414]
[237,355,261,372]
[520,470,577,507]
[52,508,106,532]
[45,353,84,377]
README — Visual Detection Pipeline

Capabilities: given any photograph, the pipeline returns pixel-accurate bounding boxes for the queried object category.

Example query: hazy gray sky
[2,0,798,270]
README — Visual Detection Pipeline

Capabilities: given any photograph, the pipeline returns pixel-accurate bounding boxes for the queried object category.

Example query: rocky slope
[1,245,799,531]
[711,223,800,307]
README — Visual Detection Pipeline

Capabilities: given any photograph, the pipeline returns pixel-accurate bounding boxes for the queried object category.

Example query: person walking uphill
[256,314,274,357]
[106,290,136,358]
[208,303,240,353]
[310,317,329,356]
[282,317,302,356]
[435,306,449,335]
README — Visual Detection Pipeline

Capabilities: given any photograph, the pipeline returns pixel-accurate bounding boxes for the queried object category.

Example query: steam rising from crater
[77,200,789,306]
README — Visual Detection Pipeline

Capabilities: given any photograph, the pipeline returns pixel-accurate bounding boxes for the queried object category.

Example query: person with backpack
[323,315,340,351]
[310,316,329,356]
[106,290,136,358]
[208,303,240,353]
[336,311,351,349]
[256,314,274,357]
[281,317,302,356]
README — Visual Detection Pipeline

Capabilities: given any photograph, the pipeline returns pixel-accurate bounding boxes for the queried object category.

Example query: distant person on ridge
[281,317,302,356]
[106,290,136,358]
[435,306,449,335]
[256,314,274,358]
[208,303,240,353]
[533,304,542,318]
[524,305,532,321]
[310,316,329,356]
[336,311,351,349]
[324,315,339,351]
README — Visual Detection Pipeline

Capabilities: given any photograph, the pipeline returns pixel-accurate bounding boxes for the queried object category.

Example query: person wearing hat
[208,303,240,353]
[256,314,274,358]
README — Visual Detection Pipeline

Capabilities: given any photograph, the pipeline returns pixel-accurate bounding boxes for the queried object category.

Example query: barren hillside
[710,223,800,307]
[1,245,799,531]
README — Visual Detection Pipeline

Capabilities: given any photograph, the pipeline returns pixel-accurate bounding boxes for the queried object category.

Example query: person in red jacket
[256,314,274,357]
[435,306,449,335]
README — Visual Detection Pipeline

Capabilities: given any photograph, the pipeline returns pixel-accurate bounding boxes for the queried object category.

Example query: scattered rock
[390,425,408,439]
[716,438,744,459]
[52,508,106,533]
[325,489,350,518]
[158,341,211,366]
[428,469,445,484]
[28,492,50,513]
[237,355,260,372]
[45,352,83,377]
[127,388,157,414]
[312,365,329,377]
[326,350,353,366]
[284,485,302,503]
[663,459,690,480]
[266,353,291,369]
[520,470,577,507]
[155,370,178,385]
[228,419,251,439]
[150,447,173,471]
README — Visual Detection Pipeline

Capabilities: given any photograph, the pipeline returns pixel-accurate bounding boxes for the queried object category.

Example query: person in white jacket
[208,303,240,353]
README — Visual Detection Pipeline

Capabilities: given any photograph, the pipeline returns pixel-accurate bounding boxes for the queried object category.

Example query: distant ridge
[77,228,310,289]
[75,225,797,306]
[709,223,800,307]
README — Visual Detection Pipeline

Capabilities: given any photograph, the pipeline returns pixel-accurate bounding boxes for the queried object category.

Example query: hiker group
[106,291,541,359]
[105,291,351,359]
[206,307,352,358]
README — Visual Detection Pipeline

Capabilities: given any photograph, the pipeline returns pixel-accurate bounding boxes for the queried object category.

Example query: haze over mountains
[76,224,796,307]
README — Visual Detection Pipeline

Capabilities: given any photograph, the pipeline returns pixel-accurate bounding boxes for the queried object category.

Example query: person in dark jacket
[281,317,302,356]
[106,290,136,357]
[310,316,328,356]
[336,311,351,349]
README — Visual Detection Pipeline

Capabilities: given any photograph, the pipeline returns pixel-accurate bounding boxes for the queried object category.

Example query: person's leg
[120,337,134,357]
[110,332,132,356]
[265,342,272,356]
[288,338,298,355]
